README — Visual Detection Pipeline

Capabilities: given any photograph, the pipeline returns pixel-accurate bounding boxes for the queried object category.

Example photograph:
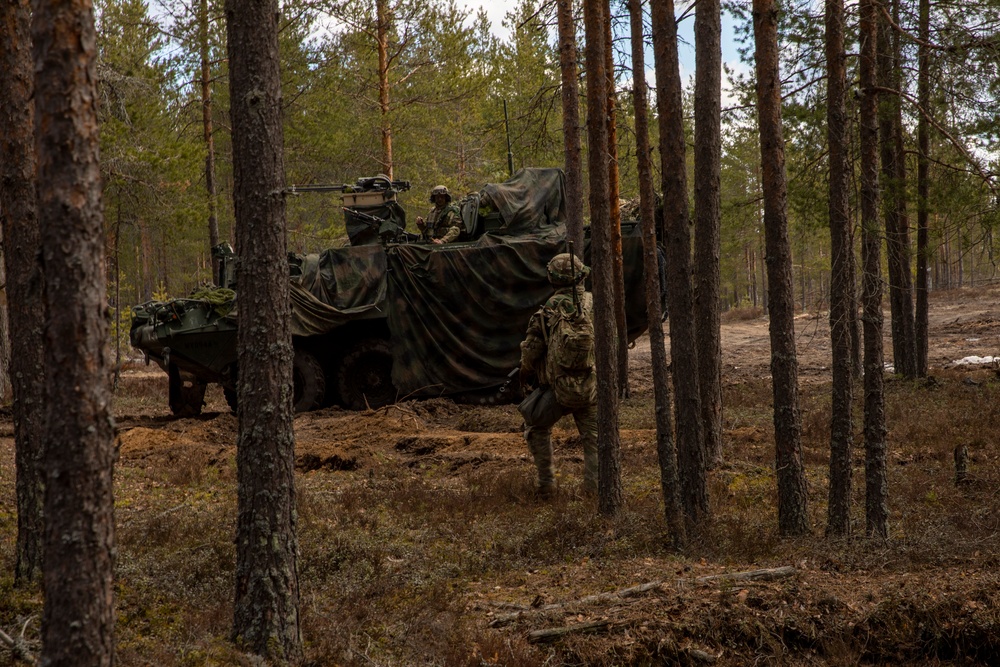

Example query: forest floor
[3,286,1000,665]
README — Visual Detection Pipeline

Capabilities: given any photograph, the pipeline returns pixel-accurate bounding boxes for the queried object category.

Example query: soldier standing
[518,253,598,497]
[416,185,462,244]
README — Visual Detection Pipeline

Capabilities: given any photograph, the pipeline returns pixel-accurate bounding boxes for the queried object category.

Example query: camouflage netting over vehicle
[131,167,662,415]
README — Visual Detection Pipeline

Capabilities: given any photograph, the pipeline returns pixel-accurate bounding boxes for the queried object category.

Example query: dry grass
[721,305,766,322]
[2,365,1000,665]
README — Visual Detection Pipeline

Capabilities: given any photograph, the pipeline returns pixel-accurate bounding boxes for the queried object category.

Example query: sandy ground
[112,285,1000,499]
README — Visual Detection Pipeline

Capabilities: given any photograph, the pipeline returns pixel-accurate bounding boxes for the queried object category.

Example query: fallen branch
[528,619,610,643]
[0,624,36,666]
[692,565,797,585]
[489,566,797,627]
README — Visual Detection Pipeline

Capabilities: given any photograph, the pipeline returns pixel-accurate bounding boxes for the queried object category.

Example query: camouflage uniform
[419,185,463,242]
[519,254,598,495]
[423,202,462,242]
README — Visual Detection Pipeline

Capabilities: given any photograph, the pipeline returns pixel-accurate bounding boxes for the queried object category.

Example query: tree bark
[32,0,117,662]
[556,0,584,251]
[604,14,630,399]
[377,0,393,179]
[651,0,708,527]
[0,262,10,402]
[753,0,810,536]
[629,0,684,544]
[825,0,853,537]
[915,0,929,377]
[583,0,623,517]
[226,0,303,661]
[848,221,863,380]
[199,0,221,283]
[877,3,915,379]
[859,0,889,539]
[694,0,724,467]
[0,0,46,584]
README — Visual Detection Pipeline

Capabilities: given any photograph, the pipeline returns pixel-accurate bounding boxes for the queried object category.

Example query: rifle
[343,207,413,245]
[286,176,411,195]
[498,366,521,395]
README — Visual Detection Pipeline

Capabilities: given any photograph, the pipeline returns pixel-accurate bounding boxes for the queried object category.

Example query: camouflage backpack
[543,292,596,408]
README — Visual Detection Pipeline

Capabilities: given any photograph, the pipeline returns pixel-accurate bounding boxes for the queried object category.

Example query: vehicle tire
[337,338,396,410]
[168,363,207,417]
[222,351,324,414]
[293,348,326,413]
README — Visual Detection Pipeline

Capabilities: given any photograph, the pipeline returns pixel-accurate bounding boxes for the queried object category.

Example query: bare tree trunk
[200,0,221,283]
[651,0,708,527]
[32,0,116,662]
[0,259,9,401]
[753,0,810,536]
[583,0,623,517]
[556,0,584,251]
[694,0,723,468]
[877,5,915,379]
[629,0,684,544]
[849,222,863,380]
[226,0,302,660]
[604,15,630,399]
[825,0,853,537]
[859,0,889,539]
[377,0,393,179]
[915,0,929,377]
[0,0,46,582]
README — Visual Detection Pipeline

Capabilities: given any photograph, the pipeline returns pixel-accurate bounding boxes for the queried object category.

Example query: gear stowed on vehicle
[130,168,665,416]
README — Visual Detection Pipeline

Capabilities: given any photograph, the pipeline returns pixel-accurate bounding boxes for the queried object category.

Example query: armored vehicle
[130,168,662,416]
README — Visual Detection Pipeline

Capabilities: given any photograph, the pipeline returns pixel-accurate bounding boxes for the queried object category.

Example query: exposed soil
[8,286,1000,665]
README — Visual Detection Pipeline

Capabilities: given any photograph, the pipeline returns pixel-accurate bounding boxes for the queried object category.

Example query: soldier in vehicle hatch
[416,185,462,244]
[517,253,598,498]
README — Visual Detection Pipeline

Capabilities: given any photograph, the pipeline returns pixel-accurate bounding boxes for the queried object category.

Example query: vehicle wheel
[337,338,396,410]
[168,363,207,417]
[293,348,326,413]
[221,352,324,414]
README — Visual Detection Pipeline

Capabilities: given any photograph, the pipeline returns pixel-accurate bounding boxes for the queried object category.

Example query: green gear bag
[543,293,596,408]
[517,386,563,427]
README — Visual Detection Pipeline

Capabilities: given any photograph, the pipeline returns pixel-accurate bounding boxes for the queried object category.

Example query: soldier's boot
[575,405,599,494]
[525,425,556,498]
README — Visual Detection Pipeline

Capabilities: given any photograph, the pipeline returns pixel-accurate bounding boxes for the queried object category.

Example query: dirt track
[115,286,1000,498]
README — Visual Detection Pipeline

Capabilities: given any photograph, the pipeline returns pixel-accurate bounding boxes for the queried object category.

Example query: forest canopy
[98,0,1000,322]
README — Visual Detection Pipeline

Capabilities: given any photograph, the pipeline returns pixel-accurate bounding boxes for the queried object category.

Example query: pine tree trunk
[848,221,863,380]
[226,0,303,660]
[753,0,810,536]
[200,0,221,283]
[0,262,9,403]
[915,0,930,377]
[877,6,916,379]
[859,0,889,539]
[556,0,585,251]
[583,0,623,517]
[825,0,854,537]
[32,0,117,662]
[377,0,393,179]
[651,0,708,527]
[0,0,46,581]
[605,16,631,399]
[694,0,724,468]
[629,0,685,544]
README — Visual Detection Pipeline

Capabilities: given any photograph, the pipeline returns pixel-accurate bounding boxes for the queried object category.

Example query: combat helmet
[430,185,451,202]
[547,253,590,286]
